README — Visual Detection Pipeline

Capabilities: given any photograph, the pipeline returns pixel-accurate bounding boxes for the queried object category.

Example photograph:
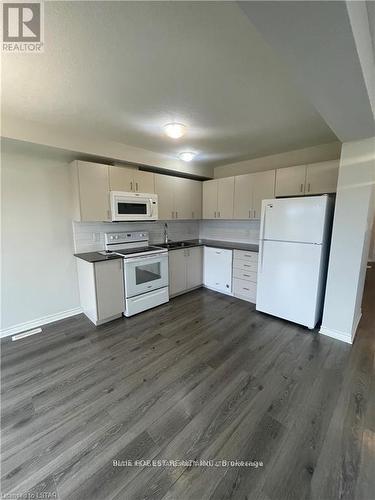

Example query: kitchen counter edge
[163,239,259,253]
[74,239,259,263]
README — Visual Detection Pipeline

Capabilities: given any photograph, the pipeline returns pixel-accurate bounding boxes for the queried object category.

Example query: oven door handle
[124,253,168,264]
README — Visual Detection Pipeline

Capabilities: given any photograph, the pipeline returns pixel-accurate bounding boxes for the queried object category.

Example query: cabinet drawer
[233,278,257,303]
[234,250,258,262]
[233,268,257,282]
[233,259,258,273]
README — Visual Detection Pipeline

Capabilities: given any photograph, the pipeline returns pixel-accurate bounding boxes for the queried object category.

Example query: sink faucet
[164,223,169,244]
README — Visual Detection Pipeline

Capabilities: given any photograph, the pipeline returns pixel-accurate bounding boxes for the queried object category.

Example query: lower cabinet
[76,258,125,325]
[203,247,233,295]
[232,250,258,303]
[169,247,203,297]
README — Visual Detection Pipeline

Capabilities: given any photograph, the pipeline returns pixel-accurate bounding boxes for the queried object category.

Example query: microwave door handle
[149,198,154,217]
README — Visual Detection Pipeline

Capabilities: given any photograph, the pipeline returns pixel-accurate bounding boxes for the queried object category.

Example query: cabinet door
[217,177,234,219]
[95,259,124,321]
[174,177,192,219]
[134,170,155,193]
[108,166,135,192]
[202,180,218,219]
[168,249,187,296]
[189,180,202,219]
[186,247,203,289]
[203,247,233,294]
[305,160,339,195]
[233,174,254,219]
[275,165,306,197]
[77,162,110,221]
[252,170,276,218]
[154,174,175,220]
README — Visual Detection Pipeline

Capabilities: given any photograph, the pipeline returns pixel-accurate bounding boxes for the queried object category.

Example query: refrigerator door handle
[259,202,268,274]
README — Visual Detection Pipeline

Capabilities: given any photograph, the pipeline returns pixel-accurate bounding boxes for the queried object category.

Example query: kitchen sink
[159,241,197,249]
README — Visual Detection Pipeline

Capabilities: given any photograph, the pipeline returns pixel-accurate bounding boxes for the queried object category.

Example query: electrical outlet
[92,232,101,242]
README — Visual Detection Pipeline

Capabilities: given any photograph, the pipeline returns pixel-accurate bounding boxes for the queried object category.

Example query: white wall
[320,136,375,344]
[1,146,81,336]
[214,141,341,178]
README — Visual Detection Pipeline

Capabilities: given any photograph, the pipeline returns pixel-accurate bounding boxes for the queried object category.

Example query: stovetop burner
[113,245,164,256]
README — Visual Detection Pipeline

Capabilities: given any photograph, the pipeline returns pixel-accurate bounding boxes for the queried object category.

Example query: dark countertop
[160,239,259,253]
[74,239,259,263]
[74,252,123,263]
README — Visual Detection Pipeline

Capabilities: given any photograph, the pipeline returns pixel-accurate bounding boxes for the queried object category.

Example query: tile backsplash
[73,219,261,254]
[73,220,200,253]
[199,219,260,244]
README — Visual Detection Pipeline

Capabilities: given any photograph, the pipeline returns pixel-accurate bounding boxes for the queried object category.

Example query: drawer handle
[243,264,250,267]
[243,287,250,291]
[243,274,250,277]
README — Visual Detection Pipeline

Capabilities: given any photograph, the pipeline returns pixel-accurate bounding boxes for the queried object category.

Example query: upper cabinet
[189,179,203,220]
[109,166,155,193]
[233,170,275,219]
[275,160,339,197]
[275,165,307,197]
[202,177,234,219]
[154,174,202,220]
[305,160,339,195]
[252,170,276,218]
[71,160,111,222]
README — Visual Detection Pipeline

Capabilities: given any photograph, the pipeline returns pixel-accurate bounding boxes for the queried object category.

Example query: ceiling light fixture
[164,122,187,139]
[179,151,196,162]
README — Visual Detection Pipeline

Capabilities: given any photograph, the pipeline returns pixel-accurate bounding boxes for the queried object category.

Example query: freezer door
[256,240,323,328]
[261,196,329,244]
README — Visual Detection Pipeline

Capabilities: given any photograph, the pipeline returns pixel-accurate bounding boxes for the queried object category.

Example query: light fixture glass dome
[163,122,187,139]
[179,151,196,162]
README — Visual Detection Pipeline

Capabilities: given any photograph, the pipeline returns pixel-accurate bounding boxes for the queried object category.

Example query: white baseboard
[0,307,83,339]
[319,325,353,344]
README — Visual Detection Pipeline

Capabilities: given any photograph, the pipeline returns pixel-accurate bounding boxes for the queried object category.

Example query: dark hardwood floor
[1,269,374,500]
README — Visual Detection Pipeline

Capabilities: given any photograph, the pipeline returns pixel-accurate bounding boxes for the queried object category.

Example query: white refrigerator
[256,195,334,329]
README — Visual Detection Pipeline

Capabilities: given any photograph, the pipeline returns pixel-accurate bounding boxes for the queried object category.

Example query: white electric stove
[104,231,169,317]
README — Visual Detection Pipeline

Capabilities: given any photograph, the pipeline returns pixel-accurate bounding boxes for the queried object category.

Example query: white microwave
[110,191,158,221]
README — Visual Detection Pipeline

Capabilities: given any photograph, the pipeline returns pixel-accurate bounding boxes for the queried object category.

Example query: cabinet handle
[300,183,303,193]
[253,209,257,218]
[136,182,139,192]
[307,183,310,192]
[176,211,178,219]
[214,211,217,218]
[218,211,221,218]
[130,181,133,191]
[249,210,251,218]
[243,274,250,277]
[243,287,250,291]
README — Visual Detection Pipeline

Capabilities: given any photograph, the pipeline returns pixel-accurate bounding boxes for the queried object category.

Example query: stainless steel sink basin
[159,241,196,249]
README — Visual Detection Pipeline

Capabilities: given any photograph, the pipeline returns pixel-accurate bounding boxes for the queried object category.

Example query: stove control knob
[110,236,114,240]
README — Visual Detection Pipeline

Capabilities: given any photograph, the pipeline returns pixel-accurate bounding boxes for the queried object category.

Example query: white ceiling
[2,1,337,168]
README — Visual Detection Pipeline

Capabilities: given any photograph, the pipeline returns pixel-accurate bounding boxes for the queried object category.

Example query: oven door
[123,253,169,298]
[111,192,156,221]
